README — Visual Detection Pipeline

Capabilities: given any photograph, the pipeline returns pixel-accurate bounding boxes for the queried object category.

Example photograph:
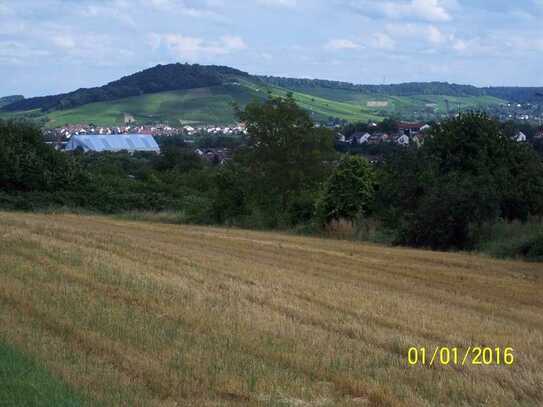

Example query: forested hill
[258,76,543,103]
[3,63,542,114]
[2,64,249,112]
[0,95,24,108]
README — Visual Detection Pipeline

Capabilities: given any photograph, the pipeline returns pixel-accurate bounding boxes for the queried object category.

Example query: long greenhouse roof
[65,134,160,152]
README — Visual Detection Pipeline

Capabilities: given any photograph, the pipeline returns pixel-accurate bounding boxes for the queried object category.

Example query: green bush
[316,155,376,226]
[518,235,543,261]
[478,219,543,261]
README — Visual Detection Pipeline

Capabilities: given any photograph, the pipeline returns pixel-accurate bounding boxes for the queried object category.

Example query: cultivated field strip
[0,212,542,406]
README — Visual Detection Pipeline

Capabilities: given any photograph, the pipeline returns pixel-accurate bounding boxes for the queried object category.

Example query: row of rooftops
[44,123,248,141]
[341,123,537,147]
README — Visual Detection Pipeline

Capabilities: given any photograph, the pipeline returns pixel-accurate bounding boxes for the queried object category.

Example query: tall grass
[112,210,190,225]
[477,219,543,261]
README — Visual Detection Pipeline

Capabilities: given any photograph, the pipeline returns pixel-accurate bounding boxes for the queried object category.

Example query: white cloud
[400,0,451,21]
[0,41,50,63]
[52,34,76,50]
[384,23,447,46]
[448,33,543,58]
[257,0,298,7]
[426,25,445,44]
[504,36,543,52]
[0,21,25,35]
[142,0,225,18]
[0,1,11,16]
[221,35,247,50]
[324,39,360,50]
[452,39,467,51]
[449,36,500,57]
[151,33,247,59]
[349,0,453,22]
[372,33,395,50]
[79,1,136,27]
[145,0,171,7]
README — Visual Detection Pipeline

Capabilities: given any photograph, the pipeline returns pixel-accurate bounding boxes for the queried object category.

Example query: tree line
[1,95,542,258]
[258,77,543,103]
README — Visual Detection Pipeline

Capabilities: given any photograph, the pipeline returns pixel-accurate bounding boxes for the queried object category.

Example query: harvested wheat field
[0,212,542,406]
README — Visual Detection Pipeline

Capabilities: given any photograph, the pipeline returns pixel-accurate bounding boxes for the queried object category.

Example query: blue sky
[1,0,542,96]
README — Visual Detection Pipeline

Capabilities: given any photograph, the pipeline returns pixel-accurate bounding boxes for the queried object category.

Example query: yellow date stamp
[407,347,515,367]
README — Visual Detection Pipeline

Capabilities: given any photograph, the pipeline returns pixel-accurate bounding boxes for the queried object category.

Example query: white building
[352,132,371,144]
[396,134,410,146]
[64,134,160,153]
[514,131,527,142]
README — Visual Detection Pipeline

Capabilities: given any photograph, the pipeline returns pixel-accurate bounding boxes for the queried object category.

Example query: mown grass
[0,340,87,406]
[0,212,542,406]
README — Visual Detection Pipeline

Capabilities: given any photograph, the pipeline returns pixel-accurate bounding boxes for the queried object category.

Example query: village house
[398,122,424,137]
[337,133,346,142]
[351,132,372,144]
[395,134,410,146]
[412,133,428,147]
[514,131,528,142]
[195,148,232,165]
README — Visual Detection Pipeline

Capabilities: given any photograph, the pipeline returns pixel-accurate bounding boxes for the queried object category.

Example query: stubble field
[0,212,542,406]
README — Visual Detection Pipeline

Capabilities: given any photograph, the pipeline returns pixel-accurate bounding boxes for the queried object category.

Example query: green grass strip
[0,341,87,407]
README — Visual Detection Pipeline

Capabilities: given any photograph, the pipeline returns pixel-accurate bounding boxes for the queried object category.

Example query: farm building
[64,134,160,153]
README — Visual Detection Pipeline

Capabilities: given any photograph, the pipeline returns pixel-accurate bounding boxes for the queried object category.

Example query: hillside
[1,62,540,126]
[1,212,542,406]
[0,82,508,127]
[2,64,249,112]
[42,78,389,127]
[0,95,24,108]
[39,85,504,127]
[259,76,543,103]
[46,84,263,127]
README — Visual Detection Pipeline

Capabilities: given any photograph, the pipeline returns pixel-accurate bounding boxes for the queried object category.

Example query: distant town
[43,123,248,143]
[43,121,431,151]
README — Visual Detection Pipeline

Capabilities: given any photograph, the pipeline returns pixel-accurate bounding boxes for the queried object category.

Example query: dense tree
[0,120,84,192]
[316,155,376,225]
[211,163,250,224]
[153,145,203,173]
[235,94,336,222]
[378,113,543,249]
[379,118,399,134]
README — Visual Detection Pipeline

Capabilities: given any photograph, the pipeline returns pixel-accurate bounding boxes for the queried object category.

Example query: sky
[1,0,542,97]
